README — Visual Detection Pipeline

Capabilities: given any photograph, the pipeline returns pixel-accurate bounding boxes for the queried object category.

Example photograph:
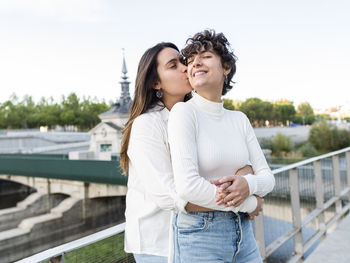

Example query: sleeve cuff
[243,174,257,196]
[175,197,188,213]
[245,195,258,213]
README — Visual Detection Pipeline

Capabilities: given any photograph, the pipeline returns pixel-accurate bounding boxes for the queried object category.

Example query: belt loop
[208,211,213,221]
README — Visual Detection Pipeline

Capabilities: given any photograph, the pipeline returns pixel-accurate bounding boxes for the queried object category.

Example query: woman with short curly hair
[168,30,275,262]
[121,41,259,263]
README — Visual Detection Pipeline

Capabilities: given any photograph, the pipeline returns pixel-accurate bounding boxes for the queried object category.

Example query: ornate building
[70,53,132,160]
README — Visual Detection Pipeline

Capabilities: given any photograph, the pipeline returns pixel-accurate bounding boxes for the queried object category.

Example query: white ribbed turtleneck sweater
[168,92,275,213]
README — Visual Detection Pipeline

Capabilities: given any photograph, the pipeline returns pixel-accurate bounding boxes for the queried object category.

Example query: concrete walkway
[305,214,350,263]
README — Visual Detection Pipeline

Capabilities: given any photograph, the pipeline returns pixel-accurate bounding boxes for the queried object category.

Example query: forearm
[244,114,275,196]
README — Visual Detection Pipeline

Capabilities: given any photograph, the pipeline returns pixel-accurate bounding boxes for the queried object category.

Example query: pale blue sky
[1,0,349,109]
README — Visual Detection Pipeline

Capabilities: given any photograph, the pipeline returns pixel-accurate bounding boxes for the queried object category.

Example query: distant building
[70,53,131,160]
[315,103,350,119]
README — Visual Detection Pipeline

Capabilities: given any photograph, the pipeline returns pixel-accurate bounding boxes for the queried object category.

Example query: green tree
[297,102,314,116]
[275,99,294,105]
[240,98,275,126]
[223,98,235,110]
[296,102,315,125]
[60,93,83,127]
[35,97,61,128]
[18,95,38,128]
[274,104,296,126]
[79,97,110,130]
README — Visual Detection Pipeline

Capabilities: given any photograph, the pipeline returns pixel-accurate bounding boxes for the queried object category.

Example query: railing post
[290,168,303,260]
[314,160,326,240]
[332,155,342,215]
[254,213,266,261]
[346,151,350,202]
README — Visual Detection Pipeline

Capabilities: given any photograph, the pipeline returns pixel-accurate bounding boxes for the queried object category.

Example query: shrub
[259,138,273,150]
[272,133,292,156]
[297,142,319,158]
[309,120,350,152]
[308,121,332,152]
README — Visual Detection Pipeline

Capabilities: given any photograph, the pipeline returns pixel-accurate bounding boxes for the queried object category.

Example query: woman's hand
[211,165,253,206]
[248,195,264,220]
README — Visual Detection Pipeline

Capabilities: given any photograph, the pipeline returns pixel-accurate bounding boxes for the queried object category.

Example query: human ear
[223,64,231,76]
[153,81,161,90]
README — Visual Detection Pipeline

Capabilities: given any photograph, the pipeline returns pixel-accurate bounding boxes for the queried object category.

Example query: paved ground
[0,131,90,153]
[304,213,350,263]
[254,126,311,144]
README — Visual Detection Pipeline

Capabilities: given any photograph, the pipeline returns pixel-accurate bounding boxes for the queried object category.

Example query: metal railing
[254,146,350,263]
[16,223,135,263]
[15,147,350,263]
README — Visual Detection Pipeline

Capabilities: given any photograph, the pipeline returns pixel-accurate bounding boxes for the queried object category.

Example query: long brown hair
[120,42,179,174]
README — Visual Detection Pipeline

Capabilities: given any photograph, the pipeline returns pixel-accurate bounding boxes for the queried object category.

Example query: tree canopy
[0,93,111,130]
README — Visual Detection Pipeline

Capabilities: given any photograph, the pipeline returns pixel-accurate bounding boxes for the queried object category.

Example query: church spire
[119,49,131,111]
[121,48,128,76]
[98,49,132,118]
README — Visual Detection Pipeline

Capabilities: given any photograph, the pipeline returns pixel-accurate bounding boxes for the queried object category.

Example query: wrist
[243,174,257,196]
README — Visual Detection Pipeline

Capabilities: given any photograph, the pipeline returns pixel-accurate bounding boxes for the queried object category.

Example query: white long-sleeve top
[124,105,187,257]
[124,99,267,257]
[168,92,275,213]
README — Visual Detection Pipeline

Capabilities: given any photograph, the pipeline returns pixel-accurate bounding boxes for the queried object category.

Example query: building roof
[105,122,123,131]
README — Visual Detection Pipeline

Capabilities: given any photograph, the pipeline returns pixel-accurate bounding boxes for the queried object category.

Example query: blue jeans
[133,253,167,263]
[172,211,262,263]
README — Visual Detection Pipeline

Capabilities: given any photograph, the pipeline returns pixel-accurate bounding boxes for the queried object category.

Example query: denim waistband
[184,211,247,218]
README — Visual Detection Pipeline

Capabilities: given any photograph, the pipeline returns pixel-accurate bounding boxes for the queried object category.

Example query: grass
[43,233,134,263]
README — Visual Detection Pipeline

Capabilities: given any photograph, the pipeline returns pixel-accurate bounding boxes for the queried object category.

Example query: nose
[181,63,187,73]
[192,56,201,67]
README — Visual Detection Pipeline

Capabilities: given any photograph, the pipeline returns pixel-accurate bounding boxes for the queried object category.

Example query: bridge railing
[15,146,350,263]
[15,223,135,263]
[0,153,127,185]
[254,146,350,263]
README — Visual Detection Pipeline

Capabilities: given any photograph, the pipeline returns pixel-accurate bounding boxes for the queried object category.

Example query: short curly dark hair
[182,29,237,95]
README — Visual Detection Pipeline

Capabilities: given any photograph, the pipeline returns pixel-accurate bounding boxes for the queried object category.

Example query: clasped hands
[210,165,263,220]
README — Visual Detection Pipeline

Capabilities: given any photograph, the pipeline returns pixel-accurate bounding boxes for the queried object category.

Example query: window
[100,144,112,152]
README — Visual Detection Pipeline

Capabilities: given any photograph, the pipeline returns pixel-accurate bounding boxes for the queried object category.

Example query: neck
[194,82,223,102]
[162,95,183,110]
[196,90,221,102]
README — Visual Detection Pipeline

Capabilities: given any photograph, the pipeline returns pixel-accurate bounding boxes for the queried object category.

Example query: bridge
[0,153,128,262]
[0,147,350,262]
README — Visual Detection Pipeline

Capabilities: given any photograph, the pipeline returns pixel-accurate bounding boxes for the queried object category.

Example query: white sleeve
[168,103,257,213]
[128,115,187,212]
[241,113,276,197]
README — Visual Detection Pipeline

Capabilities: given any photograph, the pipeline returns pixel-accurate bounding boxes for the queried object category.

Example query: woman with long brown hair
[121,42,261,263]
[121,42,192,263]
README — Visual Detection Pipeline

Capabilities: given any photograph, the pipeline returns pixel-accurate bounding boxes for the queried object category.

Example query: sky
[0,0,349,109]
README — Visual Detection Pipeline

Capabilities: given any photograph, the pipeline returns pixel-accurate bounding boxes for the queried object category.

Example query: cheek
[162,74,183,93]
[212,63,225,79]
[187,66,193,78]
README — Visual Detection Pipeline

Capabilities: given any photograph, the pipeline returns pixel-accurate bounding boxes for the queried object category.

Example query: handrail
[15,223,126,263]
[272,146,350,174]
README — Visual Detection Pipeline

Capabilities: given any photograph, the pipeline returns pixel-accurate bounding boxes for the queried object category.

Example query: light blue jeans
[133,253,167,263]
[172,211,262,263]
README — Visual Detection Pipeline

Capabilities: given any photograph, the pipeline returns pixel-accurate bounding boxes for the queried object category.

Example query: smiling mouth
[193,71,207,77]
